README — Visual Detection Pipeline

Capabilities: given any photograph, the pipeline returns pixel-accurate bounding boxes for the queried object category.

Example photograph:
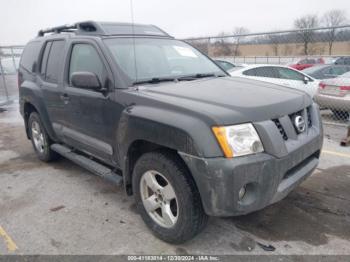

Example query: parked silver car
[314,71,350,119]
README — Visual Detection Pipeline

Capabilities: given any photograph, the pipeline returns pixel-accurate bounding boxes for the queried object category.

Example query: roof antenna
[130,0,138,84]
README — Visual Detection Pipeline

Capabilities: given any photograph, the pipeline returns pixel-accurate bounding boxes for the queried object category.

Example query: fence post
[0,56,10,104]
[10,47,17,71]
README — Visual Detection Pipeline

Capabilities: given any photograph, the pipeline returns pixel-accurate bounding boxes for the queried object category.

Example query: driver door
[60,41,115,161]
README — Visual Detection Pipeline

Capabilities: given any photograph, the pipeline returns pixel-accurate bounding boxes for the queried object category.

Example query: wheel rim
[31,120,45,154]
[140,170,178,228]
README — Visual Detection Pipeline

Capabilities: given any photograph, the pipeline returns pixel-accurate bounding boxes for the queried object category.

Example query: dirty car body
[18,21,323,243]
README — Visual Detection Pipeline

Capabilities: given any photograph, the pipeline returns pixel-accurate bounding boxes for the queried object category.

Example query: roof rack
[38,24,77,36]
[37,21,173,38]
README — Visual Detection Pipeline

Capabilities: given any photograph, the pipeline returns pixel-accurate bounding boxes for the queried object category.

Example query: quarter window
[20,41,41,72]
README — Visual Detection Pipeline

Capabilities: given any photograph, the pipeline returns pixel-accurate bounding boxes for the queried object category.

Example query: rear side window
[40,42,52,76]
[20,41,42,72]
[45,40,65,83]
[254,67,279,78]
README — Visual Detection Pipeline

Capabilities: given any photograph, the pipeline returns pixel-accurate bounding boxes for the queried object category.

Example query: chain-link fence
[185,25,350,130]
[0,46,24,106]
[1,26,350,142]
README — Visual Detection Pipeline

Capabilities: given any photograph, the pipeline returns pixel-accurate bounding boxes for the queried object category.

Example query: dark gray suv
[19,21,323,243]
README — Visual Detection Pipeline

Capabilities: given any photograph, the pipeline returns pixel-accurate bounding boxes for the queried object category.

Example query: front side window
[104,38,224,84]
[276,67,304,81]
[69,44,105,85]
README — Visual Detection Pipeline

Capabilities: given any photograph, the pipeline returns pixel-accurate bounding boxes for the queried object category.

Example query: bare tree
[294,14,318,55]
[187,39,210,55]
[212,32,231,57]
[322,10,347,54]
[268,34,281,56]
[232,27,249,56]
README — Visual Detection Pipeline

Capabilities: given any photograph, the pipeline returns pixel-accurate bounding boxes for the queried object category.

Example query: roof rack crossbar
[38,24,77,37]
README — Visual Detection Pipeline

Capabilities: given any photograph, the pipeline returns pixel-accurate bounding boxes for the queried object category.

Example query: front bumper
[180,104,323,217]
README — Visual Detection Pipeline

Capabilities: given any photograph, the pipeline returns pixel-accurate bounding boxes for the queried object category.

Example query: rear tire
[28,112,58,162]
[132,150,208,244]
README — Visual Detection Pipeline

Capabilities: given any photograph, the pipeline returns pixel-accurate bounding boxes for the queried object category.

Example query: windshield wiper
[177,73,225,81]
[132,73,226,85]
[133,77,176,85]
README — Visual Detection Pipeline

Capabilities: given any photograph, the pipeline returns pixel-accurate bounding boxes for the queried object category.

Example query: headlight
[212,123,264,158]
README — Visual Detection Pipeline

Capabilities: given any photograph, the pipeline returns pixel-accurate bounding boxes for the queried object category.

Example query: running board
[51,143,123,186]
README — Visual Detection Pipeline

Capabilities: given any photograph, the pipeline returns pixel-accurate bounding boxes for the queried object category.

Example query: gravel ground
[0,104,350,255]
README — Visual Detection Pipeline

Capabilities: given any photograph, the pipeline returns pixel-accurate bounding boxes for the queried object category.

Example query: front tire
[132,150,208,244]
[28,112,58,162]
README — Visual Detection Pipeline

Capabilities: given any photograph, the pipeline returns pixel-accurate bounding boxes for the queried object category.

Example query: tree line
[187,9,349,56]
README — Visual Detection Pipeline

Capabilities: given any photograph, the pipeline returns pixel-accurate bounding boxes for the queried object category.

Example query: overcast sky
[0,0,349,45]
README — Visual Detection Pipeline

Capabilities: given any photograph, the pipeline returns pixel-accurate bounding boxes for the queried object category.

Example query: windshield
[104,38,225,85]
[302,65,324,74]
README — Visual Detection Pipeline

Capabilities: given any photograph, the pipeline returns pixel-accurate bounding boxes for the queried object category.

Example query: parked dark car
[302,65,350,80]
[214,59,236,71]
[19,21,323,243]
[333,56,350,65]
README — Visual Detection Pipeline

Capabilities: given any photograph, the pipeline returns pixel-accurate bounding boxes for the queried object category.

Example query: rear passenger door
[38,40,67,139]
[61,41,115,161]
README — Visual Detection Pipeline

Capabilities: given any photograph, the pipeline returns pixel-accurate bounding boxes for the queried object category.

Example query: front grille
[273,106,313,141]
[272,119,288,140]
[283,151,319,180]
[307,107,312,127]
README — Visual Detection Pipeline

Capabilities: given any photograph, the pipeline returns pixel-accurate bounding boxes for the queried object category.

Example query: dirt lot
[0,104,350,255]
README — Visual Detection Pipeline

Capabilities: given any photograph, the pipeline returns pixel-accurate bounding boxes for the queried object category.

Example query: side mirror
[71,72,101,91]
[303,76,309,84]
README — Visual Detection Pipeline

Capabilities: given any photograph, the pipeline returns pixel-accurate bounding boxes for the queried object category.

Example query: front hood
[134,76,311,125]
